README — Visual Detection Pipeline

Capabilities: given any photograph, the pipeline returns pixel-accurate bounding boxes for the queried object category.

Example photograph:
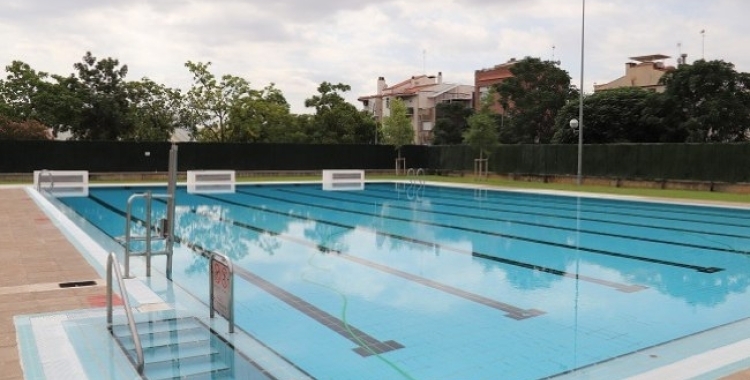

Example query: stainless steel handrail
[415,168,425,186]
[36,169,54,192]
[124,192,173,279]
[106,252,144,375]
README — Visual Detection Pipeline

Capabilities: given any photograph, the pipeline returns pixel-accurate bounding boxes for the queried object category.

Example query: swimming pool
[51,182,750,379]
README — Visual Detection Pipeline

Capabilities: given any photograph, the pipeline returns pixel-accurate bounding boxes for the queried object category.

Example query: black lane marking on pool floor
[178,237,405,358]
[86,195,403,357]
[197,193,647,293]
[234,189,723,274]
[187,207,546,320]
[279,188,750,256]
[363,186,750,241]
[368,185,750,230]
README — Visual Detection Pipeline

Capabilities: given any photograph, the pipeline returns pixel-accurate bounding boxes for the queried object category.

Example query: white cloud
[1,0,749,114]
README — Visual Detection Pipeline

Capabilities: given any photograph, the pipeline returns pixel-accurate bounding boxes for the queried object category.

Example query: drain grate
[58,280,98,288]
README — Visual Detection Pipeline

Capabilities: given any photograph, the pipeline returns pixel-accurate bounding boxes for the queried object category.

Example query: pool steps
[111,317,234,380]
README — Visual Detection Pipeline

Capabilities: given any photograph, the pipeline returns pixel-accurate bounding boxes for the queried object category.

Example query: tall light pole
[701,29,705,59]
[576,0,585,186]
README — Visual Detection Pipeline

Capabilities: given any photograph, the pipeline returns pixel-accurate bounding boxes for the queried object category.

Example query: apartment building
[358,72,474,144]
[474,58,518,114]
[594,54,675,93]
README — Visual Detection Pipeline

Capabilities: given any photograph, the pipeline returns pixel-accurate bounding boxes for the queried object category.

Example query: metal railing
[106,252,144,375]
[36,169,54,192]
[124,191,174,279]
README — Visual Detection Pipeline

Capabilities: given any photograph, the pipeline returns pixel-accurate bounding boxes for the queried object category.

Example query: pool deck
[0,187,107,380]
[1,185,750,380]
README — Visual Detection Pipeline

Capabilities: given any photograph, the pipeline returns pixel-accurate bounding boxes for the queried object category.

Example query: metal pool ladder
[123,191,174,279]
[123,144,178,280]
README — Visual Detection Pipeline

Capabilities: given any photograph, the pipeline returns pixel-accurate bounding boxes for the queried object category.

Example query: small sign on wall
[210,252,234,333]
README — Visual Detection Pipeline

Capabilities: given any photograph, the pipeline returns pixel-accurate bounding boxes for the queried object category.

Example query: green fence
[429,143,750,183]
[3,140,750,183]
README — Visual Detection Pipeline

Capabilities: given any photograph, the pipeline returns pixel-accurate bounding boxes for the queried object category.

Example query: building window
[385,98,390,109]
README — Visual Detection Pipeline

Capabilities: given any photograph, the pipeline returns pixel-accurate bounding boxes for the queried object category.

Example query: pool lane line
[299,241,418,379]
[187,206,545,320]
[367,185,750,230]
[279,188,750,256]
[196,193,647,293]
[85,194,404,358]
[234,189,724,274]
[362,186,750,240]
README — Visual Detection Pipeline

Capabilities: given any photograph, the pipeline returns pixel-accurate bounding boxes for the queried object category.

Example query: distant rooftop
[629,54,670,63]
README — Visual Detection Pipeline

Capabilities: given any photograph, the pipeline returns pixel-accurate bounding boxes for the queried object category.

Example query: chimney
[438,71,442,84]
[377,77,386,95]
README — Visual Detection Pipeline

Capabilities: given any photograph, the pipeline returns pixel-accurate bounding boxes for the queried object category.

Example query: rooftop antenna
[550,45,560,65]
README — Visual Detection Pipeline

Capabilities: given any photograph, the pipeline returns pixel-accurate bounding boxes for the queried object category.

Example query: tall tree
[496,57,577,143]
[227,83,293,143]
[126,78,183,141]
[381,97,414,159]
[463,90,499,160]
[0,61,49,121]
[183,61,254,142]
[0,61,79,136]
[661,59,750,142]
[61,51,134,140]
[304,82,375,143]
[432,102,473,145]
[552,87,673,144]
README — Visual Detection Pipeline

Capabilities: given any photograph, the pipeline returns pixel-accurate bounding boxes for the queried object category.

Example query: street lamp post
[577,0,586,186]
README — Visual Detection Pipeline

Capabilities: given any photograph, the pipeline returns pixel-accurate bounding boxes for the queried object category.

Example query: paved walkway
[0,188,106,380]
[0,186,749,380]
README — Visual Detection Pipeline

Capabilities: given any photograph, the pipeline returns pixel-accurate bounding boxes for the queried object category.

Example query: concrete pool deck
[1,185,750,380]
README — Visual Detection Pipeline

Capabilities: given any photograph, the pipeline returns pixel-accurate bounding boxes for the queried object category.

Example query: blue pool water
[55,182,750,379]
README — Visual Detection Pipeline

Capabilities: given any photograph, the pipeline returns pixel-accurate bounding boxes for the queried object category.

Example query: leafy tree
[0,61,80,136]
[497,57,577,143]
[228,83,295,143]
[381,97,414,159]
[0,115,51,140]
[58,52,134,140]
[661,59,750,142]
[432,102,473,145]
[0,61,49,120]
[126,78,183,141]
[304,82,375,144]
[463,90,499,160]
[183,61,254,142]
[552,87,672,143]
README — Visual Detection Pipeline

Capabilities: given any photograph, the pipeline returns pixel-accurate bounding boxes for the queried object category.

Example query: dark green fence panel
[0,141,427,173]
[4,141,750,183]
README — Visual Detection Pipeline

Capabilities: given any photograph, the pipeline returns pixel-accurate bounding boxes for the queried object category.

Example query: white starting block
[33,170,89,197]
[187,170,236,194]
[322,170,365,191]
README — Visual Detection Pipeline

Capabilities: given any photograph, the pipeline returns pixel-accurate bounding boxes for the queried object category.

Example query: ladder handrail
[124,192,174,279]
[415,168,425,186]
[106,252,144,375]
[36,169,54,192]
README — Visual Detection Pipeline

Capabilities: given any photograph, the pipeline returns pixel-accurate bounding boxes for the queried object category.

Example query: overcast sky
[2,0,748,114]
